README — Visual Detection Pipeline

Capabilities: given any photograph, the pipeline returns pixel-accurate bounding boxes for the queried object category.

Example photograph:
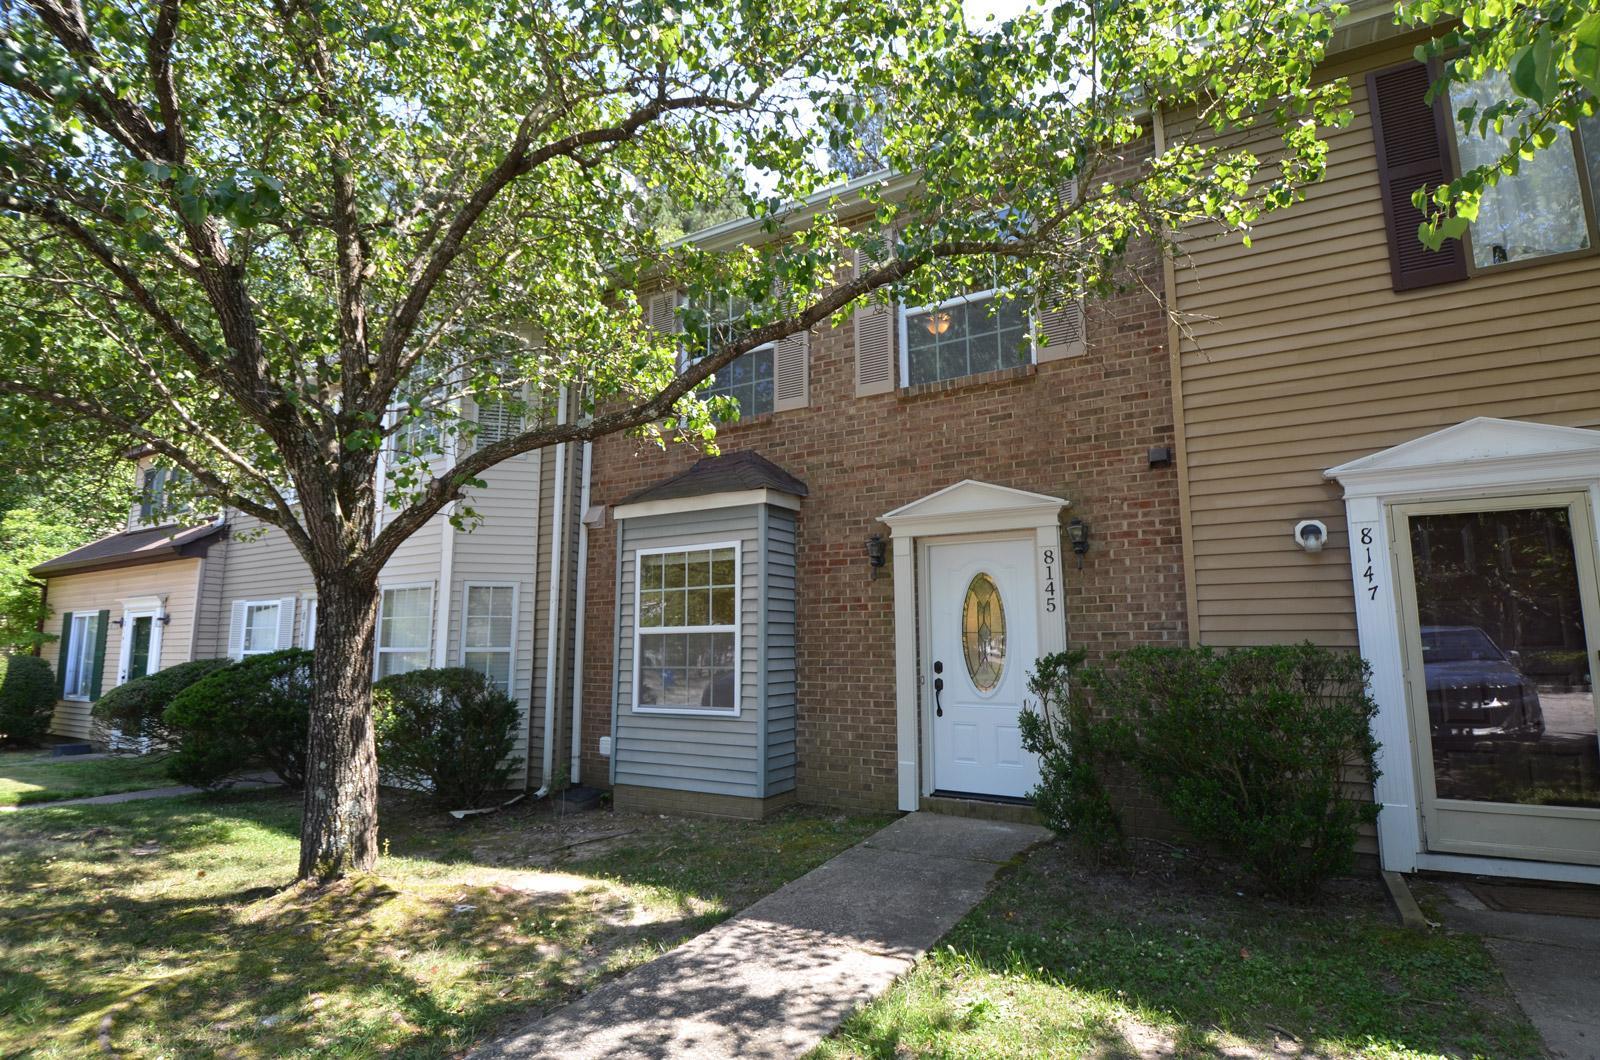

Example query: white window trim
[115,604,165,686]
[896,286,1035,389]
[238,599,283,658]
[459,581,519,696]
[375,581,435,679]
[631,541,742,718]
[63,612,97,701]
[301,597,317,650]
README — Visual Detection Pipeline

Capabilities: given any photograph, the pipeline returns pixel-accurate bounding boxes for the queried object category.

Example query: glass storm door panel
[1399,496,1600,865]
[925,535,1040,799]
[128,616,155,679]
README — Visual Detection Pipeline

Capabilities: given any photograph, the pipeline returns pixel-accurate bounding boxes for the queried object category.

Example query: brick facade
[579,253,1187,812]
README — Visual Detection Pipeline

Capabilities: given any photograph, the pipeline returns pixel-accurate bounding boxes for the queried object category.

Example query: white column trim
[892,534,919,812]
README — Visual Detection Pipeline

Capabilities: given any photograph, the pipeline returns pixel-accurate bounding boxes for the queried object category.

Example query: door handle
[933,677,945,718]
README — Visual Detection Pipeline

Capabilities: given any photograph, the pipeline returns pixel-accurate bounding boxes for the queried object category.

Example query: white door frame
[116,596,166,686]
[881,480,1069,811]
[1327,417,1600,883]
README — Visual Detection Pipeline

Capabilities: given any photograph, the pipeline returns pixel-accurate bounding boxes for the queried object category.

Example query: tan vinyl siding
[1174,62,1600,649]
[215,513,316,649]
[42,559,202,739]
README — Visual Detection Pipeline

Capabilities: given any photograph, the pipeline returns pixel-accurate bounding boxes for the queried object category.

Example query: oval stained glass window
[961,573,1006,693]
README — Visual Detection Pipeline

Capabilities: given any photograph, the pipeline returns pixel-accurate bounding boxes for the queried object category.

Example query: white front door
[925,535,1041,799]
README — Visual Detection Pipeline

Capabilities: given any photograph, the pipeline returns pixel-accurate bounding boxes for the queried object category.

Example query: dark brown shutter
[1367,62,1469,292]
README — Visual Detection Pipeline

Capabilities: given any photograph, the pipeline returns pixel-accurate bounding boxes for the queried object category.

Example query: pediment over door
[1326,417,1600,498]
[879,480,1068,538]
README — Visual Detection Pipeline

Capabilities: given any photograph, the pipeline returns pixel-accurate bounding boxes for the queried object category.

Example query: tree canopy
[0,0,1352,877]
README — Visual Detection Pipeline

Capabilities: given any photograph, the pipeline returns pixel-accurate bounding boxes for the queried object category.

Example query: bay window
[634,545,739,715]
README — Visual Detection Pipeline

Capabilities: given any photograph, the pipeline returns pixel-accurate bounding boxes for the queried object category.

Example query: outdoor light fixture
[865,534,888,578]
[1293,519,1328,553]
[1066,517,1090,569]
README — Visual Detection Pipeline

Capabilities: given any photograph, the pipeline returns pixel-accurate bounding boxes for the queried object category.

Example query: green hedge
[0,654,55,744]
[1021,644,1380,901]
[375,667,521,809]
[91,658,231,747]
[164,650,311,790]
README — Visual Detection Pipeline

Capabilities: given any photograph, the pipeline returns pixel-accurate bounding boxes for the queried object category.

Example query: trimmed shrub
[374,667,521,809]
[1024,643,1381,901]
[0,654,55,744]
[1018,651,1124,861]
[164,650,312,790]
[1105,644,1380,900]
[91,658,231,748]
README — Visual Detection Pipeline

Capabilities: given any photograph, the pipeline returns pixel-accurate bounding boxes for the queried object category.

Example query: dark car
[1421,625,1545,747]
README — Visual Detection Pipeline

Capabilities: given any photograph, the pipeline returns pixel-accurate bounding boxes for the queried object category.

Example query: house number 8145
[1041,547,1058,613]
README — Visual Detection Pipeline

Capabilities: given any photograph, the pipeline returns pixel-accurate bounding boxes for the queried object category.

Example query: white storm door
[925,535,1041,799]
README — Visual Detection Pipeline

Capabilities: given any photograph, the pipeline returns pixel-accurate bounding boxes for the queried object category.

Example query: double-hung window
[634,545,739,714]
[461,583,516,692]
[686,296,776,418]
[62,612,97,699]
[1445,70,1600,270]
[240,602,281,657]
[377,585,432,678]
[900,286,1031,388]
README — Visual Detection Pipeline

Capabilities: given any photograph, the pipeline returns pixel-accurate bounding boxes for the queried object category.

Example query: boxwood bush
[164,649,311,790]
[0,654,55,744]
[374,667,521,809]
[1023,643,1381,901]
[91,657,231,748]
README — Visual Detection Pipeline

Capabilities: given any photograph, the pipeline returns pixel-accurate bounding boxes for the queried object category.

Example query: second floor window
[687,296,775,418]
[901,289,1030,387]
[1447,70,1600,270]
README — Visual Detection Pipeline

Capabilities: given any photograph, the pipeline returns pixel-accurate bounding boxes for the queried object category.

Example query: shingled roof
[30,521,226,578]
[620,451,808,507]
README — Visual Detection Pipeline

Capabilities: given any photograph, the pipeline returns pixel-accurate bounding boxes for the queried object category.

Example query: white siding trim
[614,488,801,522]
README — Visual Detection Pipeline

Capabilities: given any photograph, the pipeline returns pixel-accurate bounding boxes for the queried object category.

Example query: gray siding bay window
[609,450,805,819]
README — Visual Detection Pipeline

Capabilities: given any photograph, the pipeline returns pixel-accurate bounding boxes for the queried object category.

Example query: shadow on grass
[0,787,889,1056]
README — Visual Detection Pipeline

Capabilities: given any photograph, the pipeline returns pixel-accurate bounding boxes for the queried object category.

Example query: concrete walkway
[1438,883,1600,1059]
[0,773,278,812]
[472,812,1049,1060]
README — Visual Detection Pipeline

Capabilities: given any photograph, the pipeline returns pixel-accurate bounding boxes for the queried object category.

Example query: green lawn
[0,750,174,807]
[816,841,1542,1060]
[0,787,889,1057]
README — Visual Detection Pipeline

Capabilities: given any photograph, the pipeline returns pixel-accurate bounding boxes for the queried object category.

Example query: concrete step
[920,793,1042,826]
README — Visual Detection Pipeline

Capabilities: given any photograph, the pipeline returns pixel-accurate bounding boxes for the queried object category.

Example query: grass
[0,749,174,807]
[0,786,889,1057]
[815,841,1543,1060]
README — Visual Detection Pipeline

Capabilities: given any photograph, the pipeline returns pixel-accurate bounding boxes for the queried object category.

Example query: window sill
[897,363,1036,401]
[632,706,742,718]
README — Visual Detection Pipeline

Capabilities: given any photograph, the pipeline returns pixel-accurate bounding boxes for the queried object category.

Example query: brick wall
[578,251,1187,811]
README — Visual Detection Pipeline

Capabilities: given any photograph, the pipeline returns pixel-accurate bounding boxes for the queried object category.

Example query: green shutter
[55,612,74,699]
[88,609,110,701]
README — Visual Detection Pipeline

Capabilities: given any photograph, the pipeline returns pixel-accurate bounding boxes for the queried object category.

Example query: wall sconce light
[1293,519,1327,553]
[1066,518,1090,569]
[865,534,887,579]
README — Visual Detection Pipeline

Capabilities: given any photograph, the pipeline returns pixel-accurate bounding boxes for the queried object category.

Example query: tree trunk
[299,570,381,881]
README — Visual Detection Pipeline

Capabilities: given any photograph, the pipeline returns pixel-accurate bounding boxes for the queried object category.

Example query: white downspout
[568,439,593,785]
[537,385,570,799]
[433,502,455,669]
